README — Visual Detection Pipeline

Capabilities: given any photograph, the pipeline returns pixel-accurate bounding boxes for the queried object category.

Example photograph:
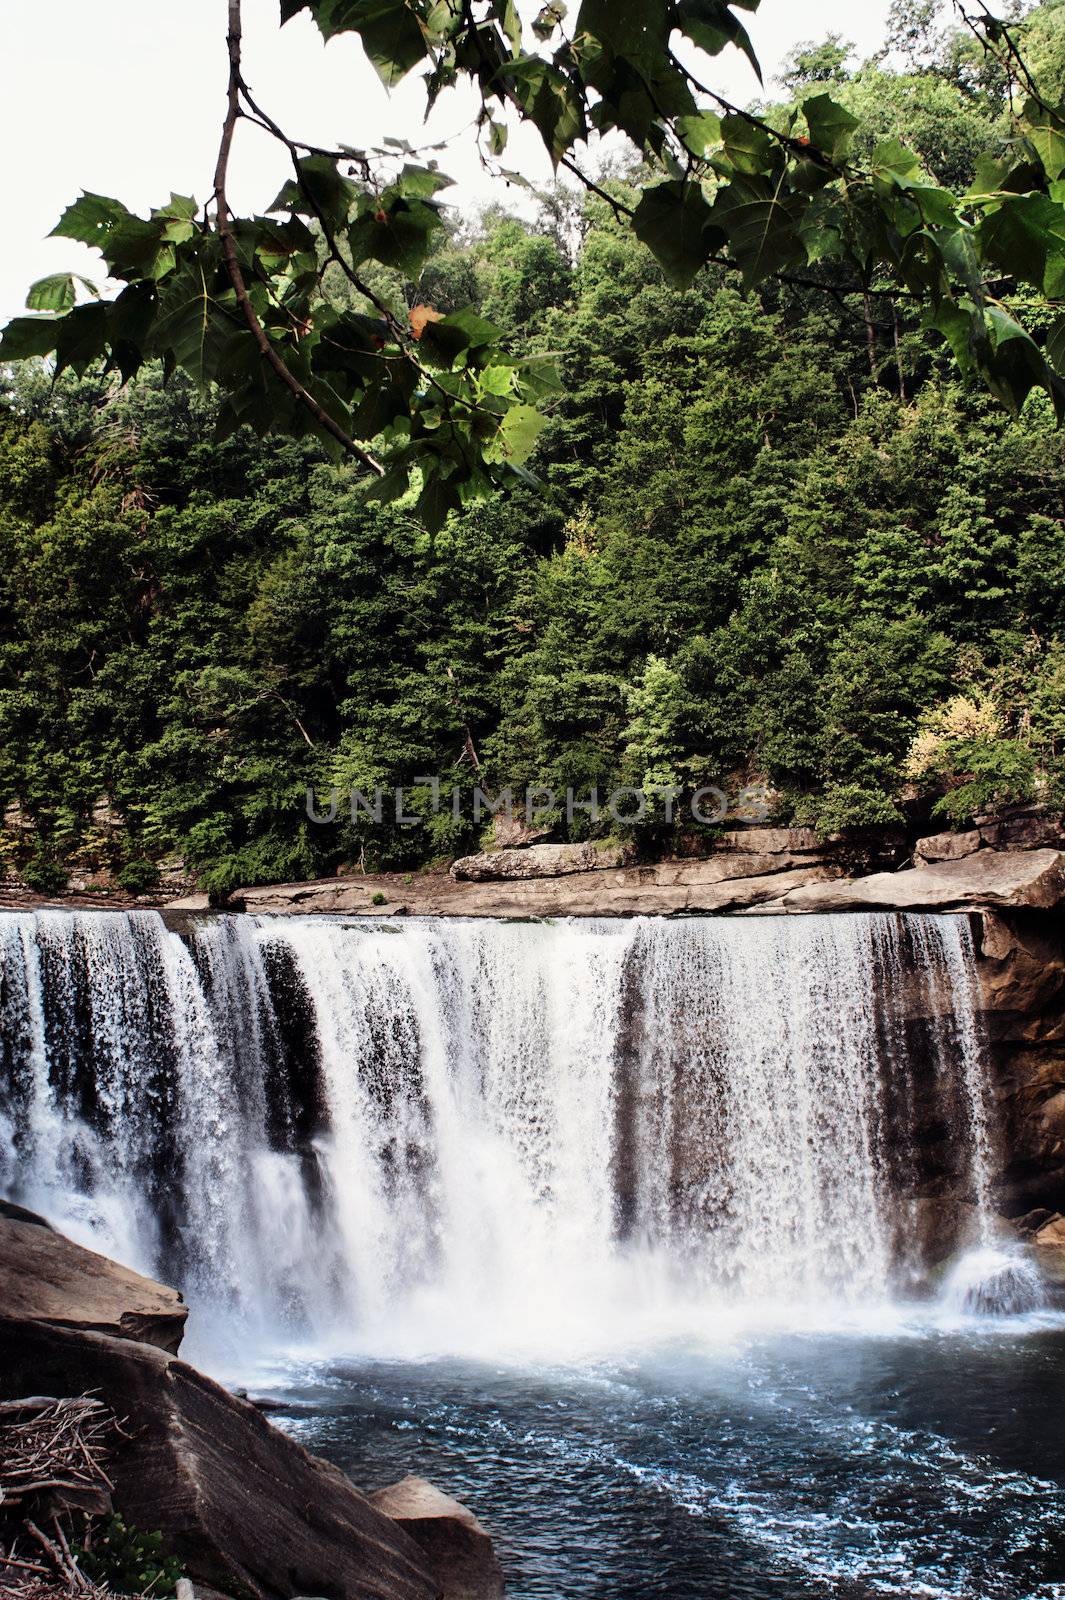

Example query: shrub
[931,739,1037,825]
[79,1515,183,1597]
[116,859,161,895]
[793,783,904,836]
[20,856,67,894]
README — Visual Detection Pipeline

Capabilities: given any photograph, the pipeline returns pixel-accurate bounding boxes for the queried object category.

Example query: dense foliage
[9,0,1065,517]
[2,8,1065,893]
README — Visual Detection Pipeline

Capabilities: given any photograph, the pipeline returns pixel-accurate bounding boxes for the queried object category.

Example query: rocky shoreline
[0,1205,504,1600]
[213,814,1065,921]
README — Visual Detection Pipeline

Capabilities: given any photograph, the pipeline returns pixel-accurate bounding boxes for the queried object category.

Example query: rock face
[976,808,1065,853]
[227,840,1065,921]
[779,849,1065,915]
[0,1211,187,1353]
[370,1478,505,1600]
[0,1316,441,1600]
[451,841,626,881]
[914,830,982,864]
[230,857,849,919]
[974,909,1065,1215]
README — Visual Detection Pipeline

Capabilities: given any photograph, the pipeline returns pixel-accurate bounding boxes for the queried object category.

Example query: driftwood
[0,1395,119,1512]
[0,1393,155,1598]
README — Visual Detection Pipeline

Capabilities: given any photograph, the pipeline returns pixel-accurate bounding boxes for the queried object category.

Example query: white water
[0,909,1025,1364]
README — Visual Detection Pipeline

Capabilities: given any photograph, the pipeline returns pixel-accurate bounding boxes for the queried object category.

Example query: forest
[3,2,1065,895]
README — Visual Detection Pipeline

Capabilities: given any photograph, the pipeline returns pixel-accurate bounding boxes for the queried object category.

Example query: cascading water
[0,909,1019,1360]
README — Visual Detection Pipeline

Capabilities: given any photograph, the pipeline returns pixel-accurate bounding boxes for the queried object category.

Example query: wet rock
[914,830,982,864]
[0,1213,187,1353]
[0,1318,440,1600]
[370,1476,505,1600]
[976,912,1065,1042]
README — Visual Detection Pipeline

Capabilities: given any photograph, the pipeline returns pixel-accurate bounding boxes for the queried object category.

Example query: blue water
[252,1322,1065,1600]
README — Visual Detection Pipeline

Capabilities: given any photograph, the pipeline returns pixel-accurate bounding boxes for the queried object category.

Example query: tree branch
[213,0,384,475]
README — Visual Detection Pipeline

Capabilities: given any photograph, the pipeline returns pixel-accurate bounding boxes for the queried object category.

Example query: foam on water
[940,1244,1047,1318]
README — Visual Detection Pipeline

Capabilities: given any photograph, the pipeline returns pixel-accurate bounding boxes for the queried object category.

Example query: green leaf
[493,402,545,465]
[802,93,858,164]
[503,57,586,165]
[675,0,761,79]
[711,173,807,287]
[1047,312,1065,375]
[871,140,922,183]
[439,307,504,347]
[632,180,725,287]
[26,274,77,312]
[716,114,775,177]
[348,194,445,276]
[977,193,1065,295]
[54,302,109,376]
[151,263,231,386]
[271,156,358,228]
[676,112,722,158]
[107,281,159,382]
[288,0,430,85]
[924,300,977,373]
[49,191,134,246]
[532,1,565,39]
[967,153,1014,199]
[577,0,668,65]
[1028,122,1065,182]
[365,458,413,505]
[416,468,461,533]
[154,193,200,244]
[395,164,453,200]
[0,315,62,361]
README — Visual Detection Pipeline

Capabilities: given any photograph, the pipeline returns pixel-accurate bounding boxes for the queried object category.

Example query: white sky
[2,0,893,322]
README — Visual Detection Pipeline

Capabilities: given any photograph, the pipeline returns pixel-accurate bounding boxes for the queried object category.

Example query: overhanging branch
[213,0,384,475]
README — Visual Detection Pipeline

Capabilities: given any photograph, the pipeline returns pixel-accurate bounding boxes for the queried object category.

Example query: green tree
[7,0,1065,532]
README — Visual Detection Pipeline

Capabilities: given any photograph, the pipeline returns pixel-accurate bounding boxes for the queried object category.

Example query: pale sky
[2,0,893,323]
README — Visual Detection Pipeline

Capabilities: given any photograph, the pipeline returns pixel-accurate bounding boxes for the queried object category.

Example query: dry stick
[212,0,384,476]
[50,1515,85,1587]
[956,0,1052,113]
[24,1519,80,1587]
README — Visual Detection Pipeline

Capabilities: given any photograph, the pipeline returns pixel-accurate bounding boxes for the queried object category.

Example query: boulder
[914,830,982,864]
[370,1478,505,1600]
[0,1212,187,1353]
[0,1198,53,1228]
[450,842,625,881]
[780,848,1065,915]
[1034,1213,1065,1247]
[490,813,553,851]
[0,1318,441,1600]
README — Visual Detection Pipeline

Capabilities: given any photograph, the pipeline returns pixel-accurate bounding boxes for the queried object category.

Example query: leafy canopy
[7,0,1065,526]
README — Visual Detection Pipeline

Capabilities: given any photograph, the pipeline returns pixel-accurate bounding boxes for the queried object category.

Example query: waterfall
[0,909,1006,1359]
